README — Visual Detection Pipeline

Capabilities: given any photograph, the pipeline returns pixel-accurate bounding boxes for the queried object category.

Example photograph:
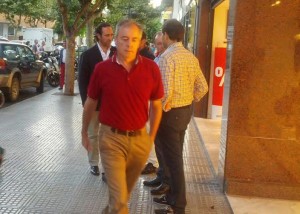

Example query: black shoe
[90,166,100,176]
[0,147,4,166]
[141,162,157,174]
[58,87,63,90]
[155,206,174,214]
[153,195,170,205]
[143,176,161,187]
[151,183,170,195]
[101,172,107,182]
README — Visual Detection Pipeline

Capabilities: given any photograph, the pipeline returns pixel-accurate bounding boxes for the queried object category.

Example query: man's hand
[81,130,92,151]
[164,102,171,112]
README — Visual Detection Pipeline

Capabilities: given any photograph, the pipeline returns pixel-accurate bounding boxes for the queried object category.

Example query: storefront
[208,0,229,119]
[178,0,230,118]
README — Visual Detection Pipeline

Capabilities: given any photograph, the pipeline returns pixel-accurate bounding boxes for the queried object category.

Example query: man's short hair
[154,31,163,40]
[142,31,147,40]
[115,19,143,37]
[94,23,112,36]
[162,19,184,42]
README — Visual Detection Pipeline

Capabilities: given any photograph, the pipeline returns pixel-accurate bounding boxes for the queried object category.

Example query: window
[8,26,15,36]
[17,46,35,62]
[2,45,18,60]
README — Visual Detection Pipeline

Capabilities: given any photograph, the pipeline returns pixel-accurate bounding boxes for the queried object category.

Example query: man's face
[97,26,114,48]
[115,24,142,60]
[154,34,164,54]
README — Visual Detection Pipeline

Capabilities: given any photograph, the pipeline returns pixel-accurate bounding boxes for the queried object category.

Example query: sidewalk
[0,86,232,213]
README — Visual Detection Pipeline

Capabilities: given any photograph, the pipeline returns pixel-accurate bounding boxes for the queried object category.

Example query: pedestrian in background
[153,19,208,214]
[142,31,165,175]
[143,31,171,197]
[81,19,163,214]
[32,39,39,55]
[58,41,66,90]
[78,22,116,180]
[139,31,155,60]
[39,41,46,52]
[140,31,162,175]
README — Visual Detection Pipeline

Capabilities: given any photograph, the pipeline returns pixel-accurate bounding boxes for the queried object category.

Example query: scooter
[41,52,60,87]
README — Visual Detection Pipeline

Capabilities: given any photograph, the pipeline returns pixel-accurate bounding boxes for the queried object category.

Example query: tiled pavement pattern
[0,88,233,214]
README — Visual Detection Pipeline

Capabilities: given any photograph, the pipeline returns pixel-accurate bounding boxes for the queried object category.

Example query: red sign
[212,47,226,106]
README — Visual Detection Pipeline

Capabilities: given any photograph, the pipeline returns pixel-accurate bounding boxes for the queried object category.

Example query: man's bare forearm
[149,99,162,142]
[82,97,98,133]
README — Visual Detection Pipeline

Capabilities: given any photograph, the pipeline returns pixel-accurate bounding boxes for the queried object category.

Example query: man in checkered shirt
[153,19,208,214]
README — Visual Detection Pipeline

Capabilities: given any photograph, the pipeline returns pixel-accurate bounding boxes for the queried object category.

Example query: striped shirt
[158,42,208,111]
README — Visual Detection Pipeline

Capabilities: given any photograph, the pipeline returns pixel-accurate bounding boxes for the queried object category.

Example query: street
[1,82,56,108]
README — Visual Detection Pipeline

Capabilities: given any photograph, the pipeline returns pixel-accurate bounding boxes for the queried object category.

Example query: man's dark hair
[94,23,112,36]
[162,19,184,42]
[141,31,147,40]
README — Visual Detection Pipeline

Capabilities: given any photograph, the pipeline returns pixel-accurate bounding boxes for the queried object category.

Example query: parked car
[0,36,9,42]
[0,41,45,101]
[10,40,30,46]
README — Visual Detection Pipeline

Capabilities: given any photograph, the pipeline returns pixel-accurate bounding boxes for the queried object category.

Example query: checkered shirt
[158,42,208,111]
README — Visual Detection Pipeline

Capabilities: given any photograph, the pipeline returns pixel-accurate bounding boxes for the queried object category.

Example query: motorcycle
[41,52,60,87]
[0,90,5,108]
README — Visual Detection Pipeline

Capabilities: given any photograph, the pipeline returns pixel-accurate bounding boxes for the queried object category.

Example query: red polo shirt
[88,54,164,130]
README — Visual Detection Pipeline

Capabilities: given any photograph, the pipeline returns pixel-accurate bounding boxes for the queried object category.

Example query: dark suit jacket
[78,44,116,106]
[139,47,155,60]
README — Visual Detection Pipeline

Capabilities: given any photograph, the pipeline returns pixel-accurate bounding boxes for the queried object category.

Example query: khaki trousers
[99,125,152,214]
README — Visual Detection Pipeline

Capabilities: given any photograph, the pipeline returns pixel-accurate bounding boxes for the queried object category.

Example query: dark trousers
[154,134,170,184]
[157,105,193,214]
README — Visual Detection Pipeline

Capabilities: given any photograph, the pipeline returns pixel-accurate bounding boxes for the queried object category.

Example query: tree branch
[73,0,93,27]
[74,0,104,35]
[57,0,69,35]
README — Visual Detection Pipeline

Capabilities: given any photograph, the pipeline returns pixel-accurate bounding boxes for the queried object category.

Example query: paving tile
[0,89,233,213]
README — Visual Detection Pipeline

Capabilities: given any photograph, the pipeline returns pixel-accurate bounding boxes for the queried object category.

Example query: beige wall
[0,14,55,28]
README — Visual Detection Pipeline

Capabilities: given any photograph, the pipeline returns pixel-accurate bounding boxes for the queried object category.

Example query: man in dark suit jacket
[78,23,116,179]
[139,31,155,60]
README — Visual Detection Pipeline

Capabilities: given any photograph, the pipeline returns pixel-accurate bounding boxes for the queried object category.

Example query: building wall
[0,14,55,40]
[220,0,300,200]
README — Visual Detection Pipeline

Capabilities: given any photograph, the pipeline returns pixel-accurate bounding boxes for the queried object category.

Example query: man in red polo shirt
[81,19,164,214]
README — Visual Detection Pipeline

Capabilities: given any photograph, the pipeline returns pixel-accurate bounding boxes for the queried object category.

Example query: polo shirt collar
[112,53,141,65]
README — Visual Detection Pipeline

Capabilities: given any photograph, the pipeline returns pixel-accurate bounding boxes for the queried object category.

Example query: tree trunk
[86,16,94,48]
[64,35,76,95]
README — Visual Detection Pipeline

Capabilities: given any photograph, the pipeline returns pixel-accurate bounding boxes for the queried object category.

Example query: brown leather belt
[110,128,142,137]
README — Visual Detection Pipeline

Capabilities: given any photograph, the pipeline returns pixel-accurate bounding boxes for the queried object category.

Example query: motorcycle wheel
[47,73,60,87]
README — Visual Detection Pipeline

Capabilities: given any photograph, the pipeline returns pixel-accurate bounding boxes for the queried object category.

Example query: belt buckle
[127,130,135,136]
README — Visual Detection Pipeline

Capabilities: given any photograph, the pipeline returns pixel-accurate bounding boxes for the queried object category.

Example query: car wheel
[9,77,20,102]
[36,72,44,93]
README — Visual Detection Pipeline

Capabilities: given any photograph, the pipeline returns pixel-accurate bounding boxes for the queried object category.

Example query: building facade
[170,0,300,200]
